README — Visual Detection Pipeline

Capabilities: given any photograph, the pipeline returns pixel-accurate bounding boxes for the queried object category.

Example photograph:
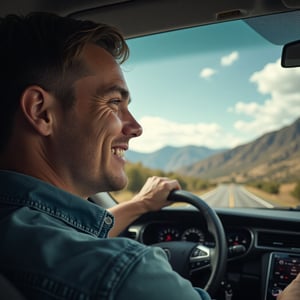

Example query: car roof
[1,0,300,39]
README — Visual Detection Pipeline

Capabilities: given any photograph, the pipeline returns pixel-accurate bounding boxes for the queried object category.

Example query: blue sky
[122,18,300,153]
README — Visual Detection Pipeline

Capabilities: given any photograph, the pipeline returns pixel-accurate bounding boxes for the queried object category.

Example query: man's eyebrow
[97,85,131,102]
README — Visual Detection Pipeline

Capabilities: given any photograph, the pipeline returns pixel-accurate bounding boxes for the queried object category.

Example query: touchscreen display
[265,252,300,300]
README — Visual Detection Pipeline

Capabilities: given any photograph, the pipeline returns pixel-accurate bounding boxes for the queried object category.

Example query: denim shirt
[0,170,211,300]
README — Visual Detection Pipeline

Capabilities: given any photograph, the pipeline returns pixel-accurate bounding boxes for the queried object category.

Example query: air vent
[257,231,300,249]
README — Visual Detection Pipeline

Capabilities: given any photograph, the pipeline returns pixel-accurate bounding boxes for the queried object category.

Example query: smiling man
[0,12,210,300]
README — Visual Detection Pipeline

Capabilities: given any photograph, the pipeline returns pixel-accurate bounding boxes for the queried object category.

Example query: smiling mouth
[111,147,125,158]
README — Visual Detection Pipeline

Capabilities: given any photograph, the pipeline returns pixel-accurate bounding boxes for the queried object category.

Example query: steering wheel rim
[163,189,227,296]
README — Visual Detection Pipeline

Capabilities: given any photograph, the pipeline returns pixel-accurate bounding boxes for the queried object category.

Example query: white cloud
[221,51,239,66]
[198,51,238,81]
[129,116,241,153]
[230,58,300,134]
[199,67,217,79]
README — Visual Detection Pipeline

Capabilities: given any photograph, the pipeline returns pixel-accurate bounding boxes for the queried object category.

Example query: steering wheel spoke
[190,244,211,271]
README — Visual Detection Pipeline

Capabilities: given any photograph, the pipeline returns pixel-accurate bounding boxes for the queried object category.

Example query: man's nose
[122,112,143,138]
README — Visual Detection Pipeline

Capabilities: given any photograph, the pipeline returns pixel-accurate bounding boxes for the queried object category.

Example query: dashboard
[122,206,300,300]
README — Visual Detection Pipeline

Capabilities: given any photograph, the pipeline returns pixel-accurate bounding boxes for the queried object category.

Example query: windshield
[112,11,300,209]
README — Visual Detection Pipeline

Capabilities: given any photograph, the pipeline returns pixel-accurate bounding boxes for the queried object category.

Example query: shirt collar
[0,170,114,237]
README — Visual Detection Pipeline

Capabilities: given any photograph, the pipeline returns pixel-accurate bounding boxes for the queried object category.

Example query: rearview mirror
[281,40,300,68]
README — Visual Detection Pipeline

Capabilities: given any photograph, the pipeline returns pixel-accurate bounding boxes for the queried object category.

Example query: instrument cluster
[157,226,206,244]
[141,222,253,252]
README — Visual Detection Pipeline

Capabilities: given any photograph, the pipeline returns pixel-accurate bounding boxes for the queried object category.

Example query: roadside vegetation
[112,162,215,202]
[124,162,215,193]
[291,181,300,200]
[247,180,280,194]
[247,179,300,202]
[112,162,300,206]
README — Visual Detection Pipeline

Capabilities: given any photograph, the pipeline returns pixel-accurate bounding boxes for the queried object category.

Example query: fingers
[149,176,181,191]
[136,176,181,212]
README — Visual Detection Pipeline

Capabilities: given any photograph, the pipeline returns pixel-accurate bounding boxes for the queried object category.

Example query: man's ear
[19,86,55,136]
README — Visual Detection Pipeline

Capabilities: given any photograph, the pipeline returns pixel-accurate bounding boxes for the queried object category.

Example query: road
[199,183,274,208]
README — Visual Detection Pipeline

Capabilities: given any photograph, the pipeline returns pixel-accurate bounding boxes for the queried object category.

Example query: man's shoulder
[0,208,205,300]
[2,205,156,266]
[0,208,158,298]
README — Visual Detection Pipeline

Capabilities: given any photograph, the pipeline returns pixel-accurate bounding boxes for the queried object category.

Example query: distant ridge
[126,145,226,172]
[180,117,300,182]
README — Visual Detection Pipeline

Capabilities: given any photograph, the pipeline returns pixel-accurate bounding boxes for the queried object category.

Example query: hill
[126,145,226,172]
[180,117,300,182]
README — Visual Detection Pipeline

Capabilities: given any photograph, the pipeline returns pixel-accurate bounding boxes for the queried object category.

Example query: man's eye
[109,99,122,106]
[108,99,122,112]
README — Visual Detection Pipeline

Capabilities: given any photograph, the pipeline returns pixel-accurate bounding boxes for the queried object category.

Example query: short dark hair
[0,12,129,151]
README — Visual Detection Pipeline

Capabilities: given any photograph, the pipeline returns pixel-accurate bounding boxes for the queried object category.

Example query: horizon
[127,115,299,154]
[125,108,299,155]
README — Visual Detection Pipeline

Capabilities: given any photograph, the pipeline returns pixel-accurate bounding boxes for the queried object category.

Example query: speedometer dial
[227,230,251,248]
[158,227,180,242]
[181,228,205,243]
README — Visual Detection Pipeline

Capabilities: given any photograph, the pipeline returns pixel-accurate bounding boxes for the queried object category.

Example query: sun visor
[244,10,300,45]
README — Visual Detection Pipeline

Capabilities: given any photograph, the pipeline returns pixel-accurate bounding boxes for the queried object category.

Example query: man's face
[52,44,142,197]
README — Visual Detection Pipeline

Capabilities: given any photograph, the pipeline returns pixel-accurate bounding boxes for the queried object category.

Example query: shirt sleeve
[194,287,212,300]
[115,246,211,300]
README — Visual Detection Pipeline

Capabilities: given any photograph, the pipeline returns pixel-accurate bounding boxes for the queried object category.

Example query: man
[0,12,210,299]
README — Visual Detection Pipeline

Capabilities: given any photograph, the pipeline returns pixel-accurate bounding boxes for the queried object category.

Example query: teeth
[111,148,125,157]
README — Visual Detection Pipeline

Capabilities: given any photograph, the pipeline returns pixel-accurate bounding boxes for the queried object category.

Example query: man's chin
[108,175,128,192]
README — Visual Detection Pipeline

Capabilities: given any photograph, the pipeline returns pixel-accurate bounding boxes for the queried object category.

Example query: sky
[122,17,300,153]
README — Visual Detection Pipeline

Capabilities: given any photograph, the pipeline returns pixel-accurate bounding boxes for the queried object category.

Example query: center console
[263,252,300,300]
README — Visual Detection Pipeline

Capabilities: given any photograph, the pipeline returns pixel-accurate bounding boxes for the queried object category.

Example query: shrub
[291,181,300,200]
[248,180,280,194]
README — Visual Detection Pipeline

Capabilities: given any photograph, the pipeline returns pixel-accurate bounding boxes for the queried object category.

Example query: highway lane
[199,183,274,208]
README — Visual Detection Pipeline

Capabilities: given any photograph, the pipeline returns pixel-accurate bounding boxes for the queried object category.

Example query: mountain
[125,145,226,172]
[180,117,300,182]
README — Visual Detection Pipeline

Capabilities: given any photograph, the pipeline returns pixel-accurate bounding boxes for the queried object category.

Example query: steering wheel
[153,190,227,297]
